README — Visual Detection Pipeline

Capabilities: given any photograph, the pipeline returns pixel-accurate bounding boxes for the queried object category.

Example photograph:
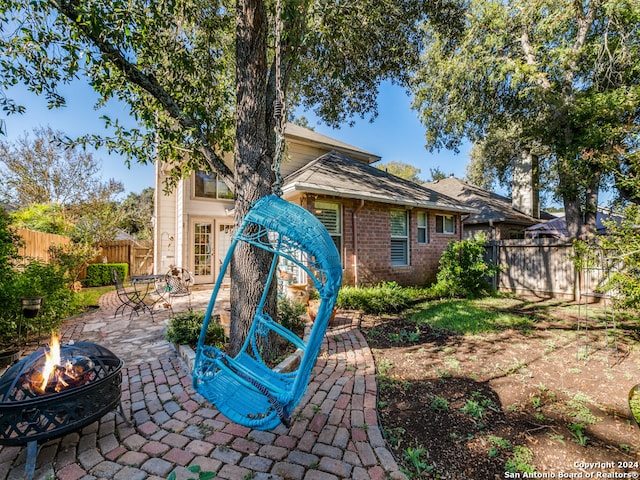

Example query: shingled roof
[285,124,380,164]
[423,176,553,225]
[283,151,474,214]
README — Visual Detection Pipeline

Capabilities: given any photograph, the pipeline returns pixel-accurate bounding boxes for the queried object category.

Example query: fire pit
[0,334,124,479]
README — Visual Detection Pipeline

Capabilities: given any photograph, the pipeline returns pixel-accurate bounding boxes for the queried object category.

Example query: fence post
[492,241,499,290]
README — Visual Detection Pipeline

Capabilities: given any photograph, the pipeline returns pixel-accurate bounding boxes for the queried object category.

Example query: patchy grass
[410,298,535,334]
[74,285,114,308]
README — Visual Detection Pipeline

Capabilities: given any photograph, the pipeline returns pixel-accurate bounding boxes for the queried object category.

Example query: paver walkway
[0,290,407,480]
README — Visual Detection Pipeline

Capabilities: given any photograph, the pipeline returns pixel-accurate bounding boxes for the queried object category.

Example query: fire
[39,333,63,392]
[36,333,93,393]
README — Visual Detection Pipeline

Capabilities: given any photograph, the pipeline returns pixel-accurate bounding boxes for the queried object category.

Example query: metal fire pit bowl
[0,341,123,479]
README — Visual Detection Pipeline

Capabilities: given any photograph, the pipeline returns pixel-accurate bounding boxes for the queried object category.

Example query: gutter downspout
[353,199,365,287]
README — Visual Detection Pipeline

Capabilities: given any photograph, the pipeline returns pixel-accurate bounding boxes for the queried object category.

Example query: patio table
[131,275,173,316]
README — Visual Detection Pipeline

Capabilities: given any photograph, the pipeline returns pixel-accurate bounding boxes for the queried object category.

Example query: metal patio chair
[111,269,148,319]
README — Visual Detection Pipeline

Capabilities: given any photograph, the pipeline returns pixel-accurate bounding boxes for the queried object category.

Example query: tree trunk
[557,153,582,239]
[229,0,276,356]
[582,170,600,238]
[560,167,600,240]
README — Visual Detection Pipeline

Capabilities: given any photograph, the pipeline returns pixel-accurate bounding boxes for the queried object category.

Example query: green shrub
[0,214,85,345]
[588,205,640,309]
[0,211,21,341]
[432,235,502,298]
[0,260,80,343]
[277,298,307,334]
[86,263,128,287]
[337,282,423,315]
[165,310,226,348]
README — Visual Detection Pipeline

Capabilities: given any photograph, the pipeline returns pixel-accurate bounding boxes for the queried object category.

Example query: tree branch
[519,27,551,90]
[51,0,235,188]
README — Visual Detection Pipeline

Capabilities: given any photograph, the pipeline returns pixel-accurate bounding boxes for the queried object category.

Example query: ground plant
[337,281,425,314]
[361,292,639,478]
[164,310,226,349]
[431,235,502,298]
[0,214,102,346]
[277,298,307,335]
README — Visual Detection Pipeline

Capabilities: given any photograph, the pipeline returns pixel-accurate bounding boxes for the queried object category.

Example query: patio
[0,288,407,480]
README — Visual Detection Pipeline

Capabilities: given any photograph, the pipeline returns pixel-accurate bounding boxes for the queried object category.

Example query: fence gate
[97,240,153,277]
[487,239,577,299]
[131,241,153,277]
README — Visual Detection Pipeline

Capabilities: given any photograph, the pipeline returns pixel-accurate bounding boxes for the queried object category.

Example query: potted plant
[20,296,43,319]
[306,289,337,325]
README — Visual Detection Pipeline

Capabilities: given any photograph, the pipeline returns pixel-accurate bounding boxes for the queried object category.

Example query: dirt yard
[360,298,640,479]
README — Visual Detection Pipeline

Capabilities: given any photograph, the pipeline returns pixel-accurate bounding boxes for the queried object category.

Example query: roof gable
[424,176,552,225]
[284,124,380,164]
[283,151,474,214]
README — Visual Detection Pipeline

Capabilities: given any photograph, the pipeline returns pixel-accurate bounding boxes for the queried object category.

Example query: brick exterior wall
[307,195,462,287]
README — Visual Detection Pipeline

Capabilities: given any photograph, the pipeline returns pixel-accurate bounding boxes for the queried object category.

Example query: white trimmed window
[436,214,456,234]
[390,210,409,266]
[314,201,342,261]
[417,212,428,244]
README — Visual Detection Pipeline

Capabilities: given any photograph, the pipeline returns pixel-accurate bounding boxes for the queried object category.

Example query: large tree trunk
[559,165,600,240]
[582,170,600,238]
[557,154,582,239]
[230,0,275,356]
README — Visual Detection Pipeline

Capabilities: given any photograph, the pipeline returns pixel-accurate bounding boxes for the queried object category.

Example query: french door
[192,221,214,284]
[191,220,235,284]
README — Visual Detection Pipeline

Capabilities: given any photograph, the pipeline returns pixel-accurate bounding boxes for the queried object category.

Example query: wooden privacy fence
[15,229,153,278]
[486,239,579,299]
[17,228,71,262]
[95,239,153,278]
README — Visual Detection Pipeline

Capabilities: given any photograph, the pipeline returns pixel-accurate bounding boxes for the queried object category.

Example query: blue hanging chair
[192,195,342,430]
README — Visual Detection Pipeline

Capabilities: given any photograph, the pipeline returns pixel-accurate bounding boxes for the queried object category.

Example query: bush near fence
[86,263,128,287]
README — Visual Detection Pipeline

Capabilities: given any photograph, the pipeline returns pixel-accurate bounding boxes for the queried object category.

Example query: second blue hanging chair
[192,195,342,430]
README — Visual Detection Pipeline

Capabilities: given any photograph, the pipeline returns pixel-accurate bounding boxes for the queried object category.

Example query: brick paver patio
[0,289,407,479]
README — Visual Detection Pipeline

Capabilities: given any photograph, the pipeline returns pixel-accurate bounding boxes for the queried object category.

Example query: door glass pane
[194,223,212,276]
[218,224,233,279]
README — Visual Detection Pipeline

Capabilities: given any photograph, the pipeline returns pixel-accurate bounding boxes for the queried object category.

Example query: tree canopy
[0,126,154,242]
[411,0,640,238]
[0,126,124,206]
[376,160,423,183]
[118,188,154,240]
[0,0,461,189]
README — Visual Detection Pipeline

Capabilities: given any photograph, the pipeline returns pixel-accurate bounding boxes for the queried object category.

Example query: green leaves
[1,0,236,184]
[434,235,502,298]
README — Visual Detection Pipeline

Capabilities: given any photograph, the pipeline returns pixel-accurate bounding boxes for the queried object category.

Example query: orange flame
[39,332,62,392]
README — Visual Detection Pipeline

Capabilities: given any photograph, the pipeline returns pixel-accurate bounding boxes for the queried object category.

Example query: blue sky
[3,80,472,196]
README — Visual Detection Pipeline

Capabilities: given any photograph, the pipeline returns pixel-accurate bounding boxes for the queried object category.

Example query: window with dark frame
[435,214,456,234]
[194,171,234,199]
[417,211,428,244]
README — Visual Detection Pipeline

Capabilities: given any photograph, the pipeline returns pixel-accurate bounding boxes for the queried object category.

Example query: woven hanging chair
[192,195,342,430]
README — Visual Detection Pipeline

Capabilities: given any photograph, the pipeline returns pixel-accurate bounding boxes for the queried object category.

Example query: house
[153,125,474,287]
[0,202,17,214]
[525,208,622,239]
[424,176,554,240]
